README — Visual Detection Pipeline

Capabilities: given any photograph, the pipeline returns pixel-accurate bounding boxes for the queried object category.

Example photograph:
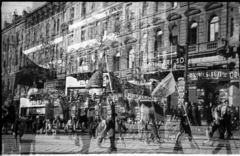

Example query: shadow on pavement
[173,141,184,154]
[212,140,232,154]
[2,134,37,154]
[79,134,91,154]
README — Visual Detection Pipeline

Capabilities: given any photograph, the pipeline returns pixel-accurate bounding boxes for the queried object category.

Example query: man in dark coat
[13,116,21,146]
[191,102,198,126]
[106,95,117,153]
[175,103,192,145]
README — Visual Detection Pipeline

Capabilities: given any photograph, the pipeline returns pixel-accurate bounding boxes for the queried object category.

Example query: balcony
[188,40,225,55]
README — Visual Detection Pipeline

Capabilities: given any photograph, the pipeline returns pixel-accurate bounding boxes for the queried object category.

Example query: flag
[140,101,164,122]
[151,72,177,98]
[105,72,123,93]
[86,66,104,89]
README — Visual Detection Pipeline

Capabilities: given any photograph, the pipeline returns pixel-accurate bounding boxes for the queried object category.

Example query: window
[88,26,94,39]
[140,51,143,66]
[102,19,108,37]
[114,51,120,71]
[230,18,234,37]
[142,2,148,16]
[156,2,164,12]
[155,29,163,51]
[128,48,134,69]
[57,18,60,33]
[81,26,86,41]
[171,2,177,8]
[170,25,178,45]
[126,5,130,21]
[114,14,120,33]
[82,2,86,16]
[91,2,95,11]
[46,23,50,37]
[71,6,75,19]
[209,16,219,41]
[34,28,37,43]
[189,22,198,45]
[68,34,73,45]
[53,20,56,34]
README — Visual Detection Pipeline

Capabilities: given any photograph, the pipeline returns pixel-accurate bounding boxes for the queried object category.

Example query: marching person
[106,94,117,153]
[32,118,38,135]
[13,116,21,146]
[204,99,226,144]
[67,116,74,139]
[215,98,230,139]
[148,113,161,143]
[97,117,107,148]
[175,102,192,146]
[19,117,27,143]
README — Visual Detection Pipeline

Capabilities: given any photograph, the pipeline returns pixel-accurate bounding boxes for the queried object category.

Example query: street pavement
[2,120,240,154]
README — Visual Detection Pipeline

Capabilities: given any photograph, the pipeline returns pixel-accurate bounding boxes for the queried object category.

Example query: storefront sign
[45,80,65,90]
[189,70,229,81]
[127,93,156,100]
[229,71,239,80]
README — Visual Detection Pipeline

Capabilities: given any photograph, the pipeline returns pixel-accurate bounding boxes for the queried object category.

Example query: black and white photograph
[1,1,240,155]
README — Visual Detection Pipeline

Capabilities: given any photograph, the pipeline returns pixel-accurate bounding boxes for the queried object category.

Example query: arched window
[189,21,198,44]
[170,25,178,45]
[129,48,134,69]
[155,29,163,51]
[209,16,219,41]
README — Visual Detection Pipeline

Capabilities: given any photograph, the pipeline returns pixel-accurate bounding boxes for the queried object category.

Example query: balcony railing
[188,40,225,55]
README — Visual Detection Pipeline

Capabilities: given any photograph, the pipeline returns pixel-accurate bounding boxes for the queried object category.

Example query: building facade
[2,2,240,118]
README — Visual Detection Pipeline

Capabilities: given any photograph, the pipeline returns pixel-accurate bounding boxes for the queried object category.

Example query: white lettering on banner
[127,93,157,100]
[229,71,239,80]
[189,70,229,80]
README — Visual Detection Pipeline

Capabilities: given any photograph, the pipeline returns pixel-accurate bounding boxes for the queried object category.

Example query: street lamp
[184,2,190,103]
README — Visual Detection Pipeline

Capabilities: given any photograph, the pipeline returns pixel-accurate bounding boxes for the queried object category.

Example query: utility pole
[184,2,190,104]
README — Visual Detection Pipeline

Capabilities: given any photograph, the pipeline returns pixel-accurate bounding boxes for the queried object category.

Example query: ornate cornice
[152,17,165,25]
[167,12,182,21]
[184,7,201,16]
[204,2,223,11]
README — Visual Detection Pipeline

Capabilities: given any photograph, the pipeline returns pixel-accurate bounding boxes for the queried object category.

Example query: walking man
[175,103,192,145]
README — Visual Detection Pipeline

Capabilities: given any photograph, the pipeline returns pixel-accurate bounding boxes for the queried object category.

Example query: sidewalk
[2,132,240,154]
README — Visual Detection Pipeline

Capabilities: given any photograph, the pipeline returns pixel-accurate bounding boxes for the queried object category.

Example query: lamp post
[184,2,190,104]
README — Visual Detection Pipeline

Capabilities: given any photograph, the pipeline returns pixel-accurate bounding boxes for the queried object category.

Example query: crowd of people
[3,92,240,153]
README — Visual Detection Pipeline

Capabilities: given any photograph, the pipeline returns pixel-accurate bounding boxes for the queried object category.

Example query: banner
[151,72,177,97]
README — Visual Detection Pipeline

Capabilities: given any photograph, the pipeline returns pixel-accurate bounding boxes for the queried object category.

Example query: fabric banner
[86,66,103,88]
[140,101,164,122]
[151,72,177,98]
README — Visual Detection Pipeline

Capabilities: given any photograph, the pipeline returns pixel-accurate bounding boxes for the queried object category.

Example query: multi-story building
[2,2,240,118]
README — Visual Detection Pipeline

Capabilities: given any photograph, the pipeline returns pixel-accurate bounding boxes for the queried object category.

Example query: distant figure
[13,116,21,146]
[191,102,198,126]
[19,117,27,143]
[32,119,38,135]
